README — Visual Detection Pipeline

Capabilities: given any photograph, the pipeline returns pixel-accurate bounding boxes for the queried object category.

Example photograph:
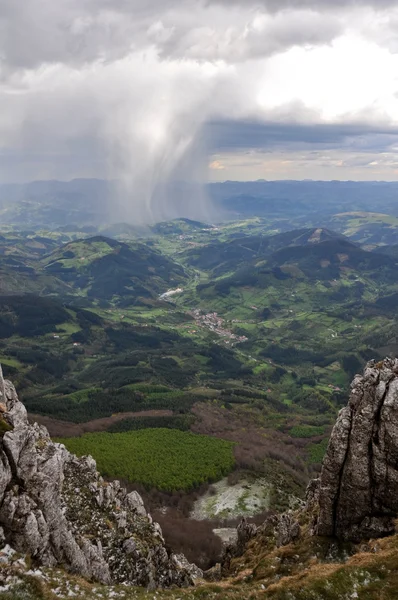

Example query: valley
[1,180,398,570]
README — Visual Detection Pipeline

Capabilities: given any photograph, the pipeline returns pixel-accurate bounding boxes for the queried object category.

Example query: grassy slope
[3,532,398,599]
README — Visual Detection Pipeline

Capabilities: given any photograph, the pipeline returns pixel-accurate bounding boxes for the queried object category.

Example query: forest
[58,428,235,492]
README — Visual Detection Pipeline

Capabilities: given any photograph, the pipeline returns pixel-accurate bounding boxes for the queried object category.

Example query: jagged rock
[275,512,301,547]
[126,490,147,517]
[224,510,301,569]
[223,513,294,574]
[311,358,398,542]
[203,562,222,581]
[0,371,194,588]
[174,554,203,580]
[236,517,257,554]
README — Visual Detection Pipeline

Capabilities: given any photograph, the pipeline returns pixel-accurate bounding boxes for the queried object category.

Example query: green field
[57,428,235,491]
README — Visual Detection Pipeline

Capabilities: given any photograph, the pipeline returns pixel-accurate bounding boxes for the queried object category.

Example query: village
[188,308,248,345]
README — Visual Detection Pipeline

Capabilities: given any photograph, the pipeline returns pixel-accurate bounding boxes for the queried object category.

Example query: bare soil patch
[28,409,173,437]
[191,402,311,487]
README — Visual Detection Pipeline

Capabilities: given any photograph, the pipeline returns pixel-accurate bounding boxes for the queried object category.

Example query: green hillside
[182,228,350,277]
[330,211,398,247]
[41,236,187,302]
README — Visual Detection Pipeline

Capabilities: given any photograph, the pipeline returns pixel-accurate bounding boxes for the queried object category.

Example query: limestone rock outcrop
[311,357,398,542]
[222,511,301,573]
[0,367,193,588]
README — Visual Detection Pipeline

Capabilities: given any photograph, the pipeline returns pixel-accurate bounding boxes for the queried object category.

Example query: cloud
[0,0,345,73]
[206,120,398,152]
[209,160,226,170]
[152,9,342,62]
[1,1,397,72]
[2,0,398,221]
[207,0,398,11]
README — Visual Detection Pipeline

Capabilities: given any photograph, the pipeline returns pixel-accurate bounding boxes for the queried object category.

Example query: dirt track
[28,410,173,438]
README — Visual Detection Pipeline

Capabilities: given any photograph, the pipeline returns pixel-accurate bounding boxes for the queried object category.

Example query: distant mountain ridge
[3,178,398,229]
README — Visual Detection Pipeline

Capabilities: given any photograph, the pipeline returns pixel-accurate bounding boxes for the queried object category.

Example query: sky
[2,0,398,190]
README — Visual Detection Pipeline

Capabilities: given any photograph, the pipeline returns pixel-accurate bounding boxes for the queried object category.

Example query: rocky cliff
[0,367,193,588]
[311,357,398,542]
[224,358,398,578]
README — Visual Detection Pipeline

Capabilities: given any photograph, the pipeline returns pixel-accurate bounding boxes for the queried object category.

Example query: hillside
[0,372,195,590]
[0,261,68,296]
[182,228,348,277]
[151,218,211,235]
[0,179,110,228]
[4,179,398,238]
[268,237,398,282]
[329,211,398,247]
[41,236,187,303]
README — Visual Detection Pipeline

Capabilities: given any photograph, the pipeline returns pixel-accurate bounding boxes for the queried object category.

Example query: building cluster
[190,309,248,345]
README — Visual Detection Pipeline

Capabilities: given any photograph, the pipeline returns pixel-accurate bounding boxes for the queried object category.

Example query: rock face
[0,367,193,588]
[311,358,398,542]
[223,359,398,576]
[222,512,301,573]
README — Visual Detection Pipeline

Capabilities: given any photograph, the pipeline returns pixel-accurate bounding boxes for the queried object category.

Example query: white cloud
[1,0,398,220]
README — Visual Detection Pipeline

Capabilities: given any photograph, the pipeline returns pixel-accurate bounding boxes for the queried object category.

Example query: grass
[4,536,398,599]
[0,356,23,368]
[57,428,235,492]
[55,322,81,335]
[66,388,102,404]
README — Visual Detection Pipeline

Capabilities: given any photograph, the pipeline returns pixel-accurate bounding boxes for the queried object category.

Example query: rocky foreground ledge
[0,367,194,588]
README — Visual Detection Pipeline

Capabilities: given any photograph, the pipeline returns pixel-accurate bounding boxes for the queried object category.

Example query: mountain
[312,357,398,541]
[208,180,398,218]
[373,243,398,259]
[182,234,271,276]
[0,259,69,296]
[329,211,398,247]
[41,236,187,303]
[4,178,398,234]
[194,232,398,301]
[220,358,398,599]
[182,228,349,277]
[269,237,398,283]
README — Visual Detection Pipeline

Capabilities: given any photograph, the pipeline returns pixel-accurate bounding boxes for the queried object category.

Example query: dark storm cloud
[206,120,398,152]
